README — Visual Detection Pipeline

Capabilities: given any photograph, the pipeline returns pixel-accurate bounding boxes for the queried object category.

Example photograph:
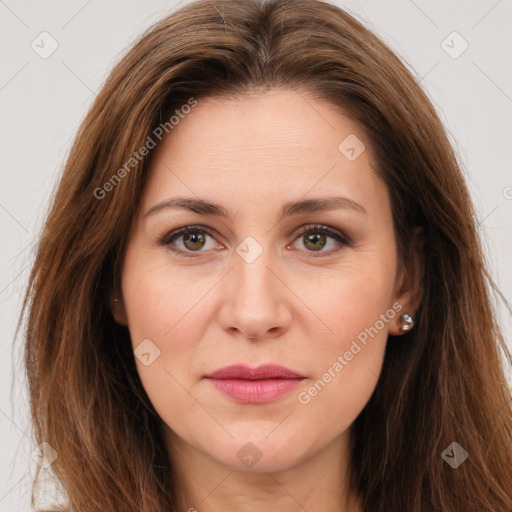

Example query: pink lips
[204,364,305,404]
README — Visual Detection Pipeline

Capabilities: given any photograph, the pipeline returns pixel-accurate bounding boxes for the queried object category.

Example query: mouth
[204,364,305,404]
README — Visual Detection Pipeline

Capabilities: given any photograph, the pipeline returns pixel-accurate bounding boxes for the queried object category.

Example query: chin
[208,436,310,474]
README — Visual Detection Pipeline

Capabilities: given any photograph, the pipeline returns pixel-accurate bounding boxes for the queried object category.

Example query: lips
[204,364,305,404]
[205,364,304,380]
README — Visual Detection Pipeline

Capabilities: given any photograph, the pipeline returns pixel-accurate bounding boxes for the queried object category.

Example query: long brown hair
[18,0,512,510]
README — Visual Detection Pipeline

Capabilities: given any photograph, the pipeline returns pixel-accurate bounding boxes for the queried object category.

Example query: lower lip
[205,378,304,404]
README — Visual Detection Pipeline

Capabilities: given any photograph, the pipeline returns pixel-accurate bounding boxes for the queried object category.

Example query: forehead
[142,88,388,219]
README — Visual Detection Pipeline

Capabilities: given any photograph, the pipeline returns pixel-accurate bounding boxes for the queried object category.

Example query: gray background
[1,0,511,509]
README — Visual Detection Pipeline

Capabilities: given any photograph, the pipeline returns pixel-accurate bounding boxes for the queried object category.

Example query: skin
[112,89,423,512]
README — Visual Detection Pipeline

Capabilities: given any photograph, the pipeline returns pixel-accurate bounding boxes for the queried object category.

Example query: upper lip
[204,364,304,380]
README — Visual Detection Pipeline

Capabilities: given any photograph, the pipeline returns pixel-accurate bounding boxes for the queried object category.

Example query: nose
[217,246,293,341]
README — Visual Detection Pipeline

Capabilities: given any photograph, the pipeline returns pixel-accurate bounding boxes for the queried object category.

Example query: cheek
[120,257,212,437]
[120,252,217,415]
[312,279,391,371]
[295,303,389,437]
[303,256,396,350]
[293,258,395,415]
[121,252,211,349]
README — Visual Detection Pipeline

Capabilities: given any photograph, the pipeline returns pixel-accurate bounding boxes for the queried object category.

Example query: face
[112,89,421,474]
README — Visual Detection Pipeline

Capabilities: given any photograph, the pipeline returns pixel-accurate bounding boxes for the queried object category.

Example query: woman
[19,0,512,510]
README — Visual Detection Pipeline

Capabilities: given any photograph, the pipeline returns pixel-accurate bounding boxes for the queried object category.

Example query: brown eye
[182,231,207,251]
[158,226,218,256]
[303,232,327,251]
[291,224,350,257]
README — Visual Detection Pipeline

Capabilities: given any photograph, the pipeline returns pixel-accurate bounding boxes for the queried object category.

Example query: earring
[113,297,120,302]
[398,313,414,333]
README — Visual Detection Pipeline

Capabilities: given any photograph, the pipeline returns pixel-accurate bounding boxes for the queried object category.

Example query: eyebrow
[145,195,367,220]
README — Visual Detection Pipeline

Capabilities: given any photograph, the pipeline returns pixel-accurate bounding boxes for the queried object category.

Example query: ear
[388,227,424,335]
[109,291,128,326]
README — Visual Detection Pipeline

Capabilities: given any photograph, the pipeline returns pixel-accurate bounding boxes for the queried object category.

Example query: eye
[157,225,219,257]
[157,223,350,258]
[289,224,350,257]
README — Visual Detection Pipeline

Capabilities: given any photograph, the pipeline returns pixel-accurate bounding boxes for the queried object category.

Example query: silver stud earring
[398,313,414,333]
[113,297,119,302]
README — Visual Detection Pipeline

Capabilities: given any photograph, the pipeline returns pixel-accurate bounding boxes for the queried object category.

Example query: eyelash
[156,224,351,258]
